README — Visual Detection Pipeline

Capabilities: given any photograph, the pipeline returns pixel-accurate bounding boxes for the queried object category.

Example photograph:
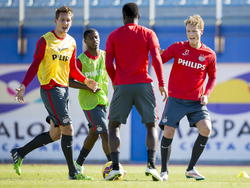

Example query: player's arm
[16,37,46,103]
[69,78,100,92]
[69,49,98,91]
[105,34,116,84]
[201,54,217,105]
[161,43,176,64]
[148,31,168,101]
[68,58,95,91]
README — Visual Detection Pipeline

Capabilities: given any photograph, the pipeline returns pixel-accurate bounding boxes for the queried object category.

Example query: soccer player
[12,6,97,180]
[159,14,216,181]
[105,3,167,181]
[69,29,111,174]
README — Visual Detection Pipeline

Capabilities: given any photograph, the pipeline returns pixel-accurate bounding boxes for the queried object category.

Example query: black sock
[18,132,53,158]
[111,152,119,170]
[76,147,90,166]
[161,136,173,173]
[187,134,208,171]
[147,149,156,169]
[61,135,76,176]
[106,154,111,161]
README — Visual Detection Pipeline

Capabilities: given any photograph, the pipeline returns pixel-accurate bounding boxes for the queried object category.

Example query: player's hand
[84,78,98,92]
[15,84,25,103]
[159,86,168,102]
[200,95,208,105]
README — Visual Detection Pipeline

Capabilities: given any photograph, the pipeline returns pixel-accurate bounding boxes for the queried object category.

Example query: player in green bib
[69,29,111,176]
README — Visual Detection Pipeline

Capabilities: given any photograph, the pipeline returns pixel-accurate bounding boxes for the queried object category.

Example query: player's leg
[104,120,125,180]
[96,105,111,161]
[187,119,211,171]
[160,125,175,180]
[10,88,62,176]
[60,124,78,179]
[145,122,158,169]
[100,132,111,161]
[76,126,98,167]
[76,105,110,168]
[186,104,212,180]
[134,83,162,181]
[159,97,187,181]
[10,126,56,176]
[105,85,132,180]
[42,86,85,180]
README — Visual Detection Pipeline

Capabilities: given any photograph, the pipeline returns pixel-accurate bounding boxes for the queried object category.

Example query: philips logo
[52,54,69,62]
[178,58,205,70]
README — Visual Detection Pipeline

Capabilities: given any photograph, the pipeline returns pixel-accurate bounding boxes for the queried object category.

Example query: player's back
[107,23,155,85]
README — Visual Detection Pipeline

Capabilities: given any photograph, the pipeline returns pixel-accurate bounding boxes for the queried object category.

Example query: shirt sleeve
[148,31,165,87]
[105,33,116,83]
[204,54,217,96]
[22,37,46,87]
[161,43,176,63]
[76,58,82,71]
[69,48,86,83]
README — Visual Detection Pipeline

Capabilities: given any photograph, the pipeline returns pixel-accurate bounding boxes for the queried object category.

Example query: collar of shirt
[84,50,99,60]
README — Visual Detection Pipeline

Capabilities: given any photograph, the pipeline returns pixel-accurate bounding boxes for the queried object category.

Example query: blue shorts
[109,83,157,124]
[84,105,108,134]
[159,96,210,130]
[40,87,72,127]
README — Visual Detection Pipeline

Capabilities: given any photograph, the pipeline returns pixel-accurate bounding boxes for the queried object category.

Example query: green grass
[0,164,250,188]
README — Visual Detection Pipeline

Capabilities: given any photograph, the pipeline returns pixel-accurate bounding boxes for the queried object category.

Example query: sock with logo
[161,136,173,173]
[61,134,76,176]
[17,132,53,158]
[76,147,90,166]
[187,134,208,171]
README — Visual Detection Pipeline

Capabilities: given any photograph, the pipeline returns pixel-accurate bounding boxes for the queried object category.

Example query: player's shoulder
[201,43,216,55]
[42,31,53,39]
[169,41,186,49]
[66,33,76,41]
[109,27,121,36]
[138,25,156,35]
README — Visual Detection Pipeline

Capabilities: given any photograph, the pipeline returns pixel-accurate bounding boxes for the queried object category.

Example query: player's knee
[199,124,212,137]
[61,124,74,135]
[163,126,175,138]
[50,132,61,141]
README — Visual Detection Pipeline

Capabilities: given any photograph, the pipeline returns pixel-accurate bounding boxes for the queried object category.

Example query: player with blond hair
[159,14,216,181]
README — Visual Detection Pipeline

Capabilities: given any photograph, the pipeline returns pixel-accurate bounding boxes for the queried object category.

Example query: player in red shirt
[105,3,167,181]
[11,6,97,180]
[159,15,216,181]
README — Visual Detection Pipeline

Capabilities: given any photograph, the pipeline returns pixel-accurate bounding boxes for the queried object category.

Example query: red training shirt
[161,41,216,101]
[105,23,165,87]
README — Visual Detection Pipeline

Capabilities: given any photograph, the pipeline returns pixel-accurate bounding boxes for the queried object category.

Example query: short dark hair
[84,28,98,39]
[55,6,73,19]
[122,3,140,19]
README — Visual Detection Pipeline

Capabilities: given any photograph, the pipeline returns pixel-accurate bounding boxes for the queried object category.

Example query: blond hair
[184,14,204,31]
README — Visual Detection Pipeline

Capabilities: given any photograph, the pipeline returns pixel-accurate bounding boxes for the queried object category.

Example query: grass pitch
[0,164,250,188]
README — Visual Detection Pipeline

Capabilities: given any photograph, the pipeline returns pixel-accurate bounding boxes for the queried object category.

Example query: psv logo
[52,54,69,61]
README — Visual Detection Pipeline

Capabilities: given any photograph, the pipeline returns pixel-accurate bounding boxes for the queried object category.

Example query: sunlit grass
[0,164,250,188]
